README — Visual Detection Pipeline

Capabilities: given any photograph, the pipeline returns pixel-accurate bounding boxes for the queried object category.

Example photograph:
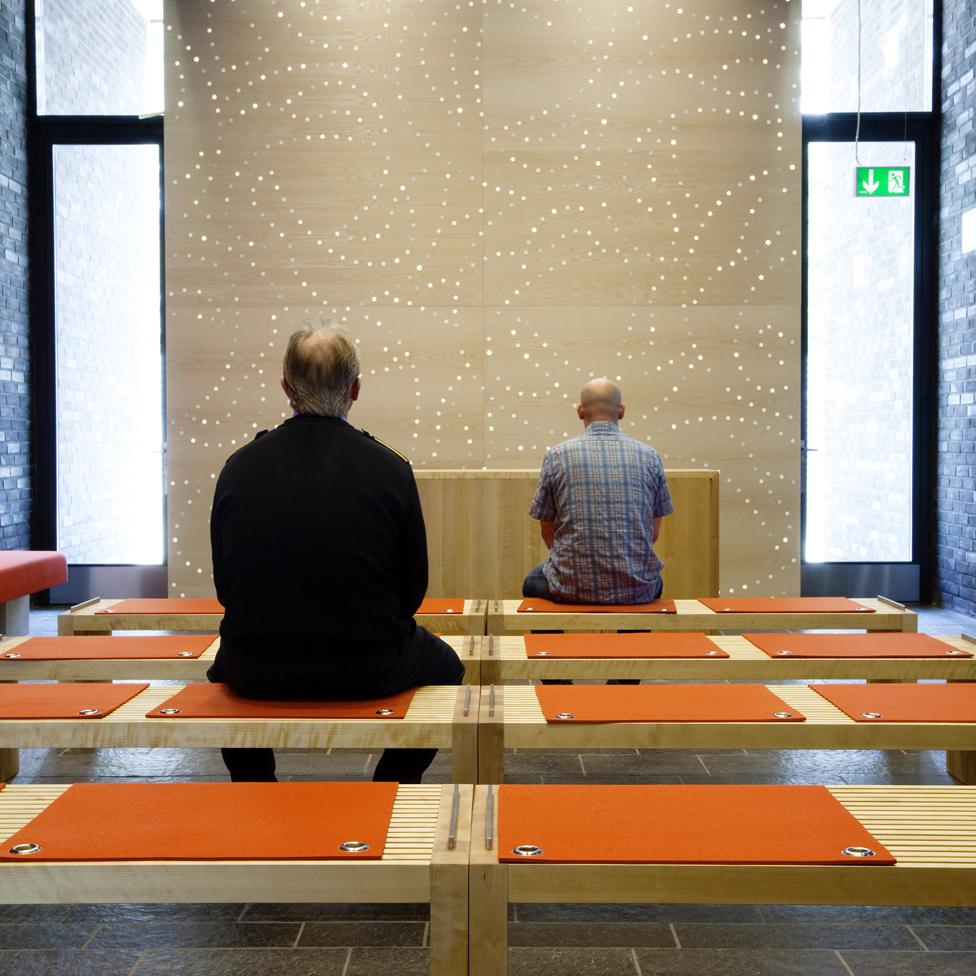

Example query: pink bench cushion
[0,551,67,603]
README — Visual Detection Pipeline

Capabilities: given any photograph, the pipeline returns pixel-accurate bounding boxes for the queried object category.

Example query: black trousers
[210,627,465,784]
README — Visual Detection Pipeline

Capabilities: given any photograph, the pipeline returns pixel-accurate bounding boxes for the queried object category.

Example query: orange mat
[517,598,676,614]
[0,683,148,719]
[417,599,465,615]
[524,633,727,659]
[97,598,224,615]
[746,633,971,659]
[0,781,397,861]
[811,683,976,723]
[497,784,895,864]
[699,597,873,614]
[146,683,416,719]
[1,636,216,661]
[535,684,805,723]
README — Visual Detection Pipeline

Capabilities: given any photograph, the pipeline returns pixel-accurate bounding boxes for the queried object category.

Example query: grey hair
[283,324,360,417]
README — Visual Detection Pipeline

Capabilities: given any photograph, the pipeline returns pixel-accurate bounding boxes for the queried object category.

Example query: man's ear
[576,403,585,421]
[618,403,625,420]
[350,375,362,402]
[281,377,294,401]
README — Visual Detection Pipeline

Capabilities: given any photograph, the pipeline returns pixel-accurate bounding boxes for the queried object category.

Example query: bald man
[524,379,673,605]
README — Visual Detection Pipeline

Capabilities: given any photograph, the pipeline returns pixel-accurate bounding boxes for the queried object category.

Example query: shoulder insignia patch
[360,428,410,464]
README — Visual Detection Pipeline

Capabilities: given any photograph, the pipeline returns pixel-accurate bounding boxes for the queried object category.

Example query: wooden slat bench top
[487,598,918,635]
[467,784,976,975]
[471,782,976,894]
[59,599,489,637]
[484,634,974,682]
[0,683,467,744]
[488,683,975,750]
[0,635,481,683]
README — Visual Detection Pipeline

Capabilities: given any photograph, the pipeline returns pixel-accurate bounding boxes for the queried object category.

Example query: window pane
[35,0,163,116]
[805,141,914,562]
[54,145,164,564]
[801,0,934,113]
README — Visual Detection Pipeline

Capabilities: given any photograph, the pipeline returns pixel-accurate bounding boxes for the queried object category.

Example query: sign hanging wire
[854,0,862,166]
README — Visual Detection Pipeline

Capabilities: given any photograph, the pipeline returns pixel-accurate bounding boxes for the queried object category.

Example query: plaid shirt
[529,421,673,603]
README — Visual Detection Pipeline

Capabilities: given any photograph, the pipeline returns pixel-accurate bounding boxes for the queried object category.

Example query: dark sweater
[209,414,428,697]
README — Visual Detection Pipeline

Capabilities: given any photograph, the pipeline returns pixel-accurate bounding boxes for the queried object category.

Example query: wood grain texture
[487,598,918,636]
[416,469,718,599]
[468,784,976,975]
[482,634,976,684]
[165,1,800,598]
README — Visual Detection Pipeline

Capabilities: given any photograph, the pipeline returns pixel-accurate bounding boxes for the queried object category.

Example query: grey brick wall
[937,0,976,612]
[0,0,30,550]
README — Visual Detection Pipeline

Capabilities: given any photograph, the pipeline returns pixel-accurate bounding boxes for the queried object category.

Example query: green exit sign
[855,166,911,197]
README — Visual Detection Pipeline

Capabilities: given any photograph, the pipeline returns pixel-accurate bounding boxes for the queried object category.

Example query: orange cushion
[146,683,416,719]
[535,684,805,723]
[97,598,223,615]
[524,633,727,659]
[517,598,676,614]
[699,597,873,614]
[0,683,148,719]
[0,551,67,603]
[746,633,970,659]
[497,784,895,864]
[417,599,465,615]
[811,683,976,722]
[0,782,397,861]
[1,636,215,661]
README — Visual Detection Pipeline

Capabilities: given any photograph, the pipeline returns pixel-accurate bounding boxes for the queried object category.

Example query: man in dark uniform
[208,324,464,783]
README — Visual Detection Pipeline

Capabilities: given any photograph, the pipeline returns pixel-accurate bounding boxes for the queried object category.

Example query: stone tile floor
[1,606,974,975]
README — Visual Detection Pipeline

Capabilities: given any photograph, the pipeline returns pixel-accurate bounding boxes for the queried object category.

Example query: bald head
[281,324,361,417]
[577,378,624,426]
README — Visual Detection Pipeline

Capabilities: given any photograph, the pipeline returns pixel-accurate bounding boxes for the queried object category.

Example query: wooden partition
[416,469,717,600]
[164,1,799,598]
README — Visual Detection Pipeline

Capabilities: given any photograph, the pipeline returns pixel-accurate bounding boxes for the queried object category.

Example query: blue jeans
[520,566,664,685]
[521,563,664,604]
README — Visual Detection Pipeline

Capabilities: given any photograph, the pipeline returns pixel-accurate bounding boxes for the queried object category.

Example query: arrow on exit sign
[855,166,911,197]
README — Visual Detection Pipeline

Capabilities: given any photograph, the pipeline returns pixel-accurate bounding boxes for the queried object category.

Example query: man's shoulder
[358,428,412,466]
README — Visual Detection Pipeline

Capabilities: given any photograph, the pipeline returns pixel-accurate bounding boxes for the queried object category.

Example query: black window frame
[800,2,941,603]
[26,0,166,603]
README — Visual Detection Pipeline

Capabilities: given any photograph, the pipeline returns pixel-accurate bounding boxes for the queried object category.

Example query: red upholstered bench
[0,551,67,635]
[0,550,67,781]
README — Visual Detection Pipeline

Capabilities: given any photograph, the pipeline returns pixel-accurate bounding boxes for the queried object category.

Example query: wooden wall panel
[165,0,800,598]
[416,470,718,600]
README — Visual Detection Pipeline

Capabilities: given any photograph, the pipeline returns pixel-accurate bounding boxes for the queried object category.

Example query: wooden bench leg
[478,687,505,785]
[469,860,508,976]
[0,748,18,782]
[946,751,976,784]
[0,678,18,780]
[470,785,507,975]
[947,679,975,783]
[430,860,468,976]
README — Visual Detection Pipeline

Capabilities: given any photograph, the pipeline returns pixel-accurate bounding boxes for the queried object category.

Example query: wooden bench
[0,782,470,976]
[0,684,479,784]
[475,685,976,785]
[0,634,484,684]
[59,598,489,637]
[468,784,976,976]
[486,597,917,636]
[480,633,975,684]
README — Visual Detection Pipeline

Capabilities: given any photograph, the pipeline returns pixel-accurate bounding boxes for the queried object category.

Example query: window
[28,0,166,601]
[800,0,938,601]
